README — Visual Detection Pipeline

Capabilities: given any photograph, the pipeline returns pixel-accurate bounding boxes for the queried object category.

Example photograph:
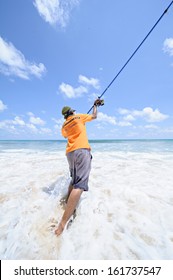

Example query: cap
[62,106,71,116]
[61,106,75,118]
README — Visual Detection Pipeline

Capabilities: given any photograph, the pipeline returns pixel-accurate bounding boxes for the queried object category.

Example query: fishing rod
[87,1,173,114]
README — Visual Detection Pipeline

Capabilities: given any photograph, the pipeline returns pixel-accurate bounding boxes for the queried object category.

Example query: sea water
[0,140,173,260]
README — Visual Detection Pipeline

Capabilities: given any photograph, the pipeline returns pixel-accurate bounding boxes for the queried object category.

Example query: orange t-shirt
[61,114,93,154]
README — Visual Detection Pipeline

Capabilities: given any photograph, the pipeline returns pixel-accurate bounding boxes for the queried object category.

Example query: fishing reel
[94,98,104,107]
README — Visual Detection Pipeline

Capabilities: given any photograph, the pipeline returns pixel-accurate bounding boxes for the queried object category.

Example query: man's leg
[55,188,83,236]
[66,183,73,203]
[60,182,73,207]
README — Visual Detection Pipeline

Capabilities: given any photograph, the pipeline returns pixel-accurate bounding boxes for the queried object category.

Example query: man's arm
[92,104,97,119]
[92,98,104,119]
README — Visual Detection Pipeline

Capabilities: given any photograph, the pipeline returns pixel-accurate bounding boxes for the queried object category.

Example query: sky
[0,0,173,140]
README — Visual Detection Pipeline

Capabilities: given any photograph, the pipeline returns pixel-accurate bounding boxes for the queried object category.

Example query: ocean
[0,139,173,260]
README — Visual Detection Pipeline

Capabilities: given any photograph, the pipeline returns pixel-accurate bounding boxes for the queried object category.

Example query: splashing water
[0,140,173,259]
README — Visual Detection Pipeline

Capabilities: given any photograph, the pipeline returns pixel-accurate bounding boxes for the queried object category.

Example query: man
[55,99,103,236]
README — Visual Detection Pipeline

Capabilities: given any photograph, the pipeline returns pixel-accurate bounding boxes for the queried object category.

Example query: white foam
[0,147,173,259]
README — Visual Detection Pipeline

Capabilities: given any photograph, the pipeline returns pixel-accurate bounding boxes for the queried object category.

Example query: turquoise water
[0,139,173,153]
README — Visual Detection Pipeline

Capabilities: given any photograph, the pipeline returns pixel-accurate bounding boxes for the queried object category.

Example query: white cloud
[123,114,135,122]
[0,113,52,136]
[142,107,168,122]
[78,75,100,89]
[29,115,45,125]
[118,108,130,115]
[118,121,132,127]
[97,112,116,125]
[59,82,88,98]
[13,116,25,126]
[0,122,17,133]
[163,38,173,56]
[0,36,46,79]
[0,100,7,112]
[27,112,46,125]
[118,107,168,123]
[26,123,38,133]
[26,123,52,135]
[0,116,25,127]
[33,0,79,27]
[59,74,100,99]
[0,116,26,134]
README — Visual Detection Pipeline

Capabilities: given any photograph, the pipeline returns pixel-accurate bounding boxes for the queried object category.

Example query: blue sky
[0,0,173,140]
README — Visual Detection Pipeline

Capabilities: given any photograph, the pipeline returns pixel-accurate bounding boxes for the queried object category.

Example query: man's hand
[94,99,104,107]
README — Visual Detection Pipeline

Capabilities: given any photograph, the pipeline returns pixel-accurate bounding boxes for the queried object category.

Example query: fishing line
[87,1,173,114]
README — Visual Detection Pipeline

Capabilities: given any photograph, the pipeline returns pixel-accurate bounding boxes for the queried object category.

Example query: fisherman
[55,99,104,236]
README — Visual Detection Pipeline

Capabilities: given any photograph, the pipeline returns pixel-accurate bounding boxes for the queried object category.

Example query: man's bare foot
[55,222,64,236]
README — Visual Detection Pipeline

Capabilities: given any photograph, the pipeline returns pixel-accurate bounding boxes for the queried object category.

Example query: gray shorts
[66,149,92,191]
